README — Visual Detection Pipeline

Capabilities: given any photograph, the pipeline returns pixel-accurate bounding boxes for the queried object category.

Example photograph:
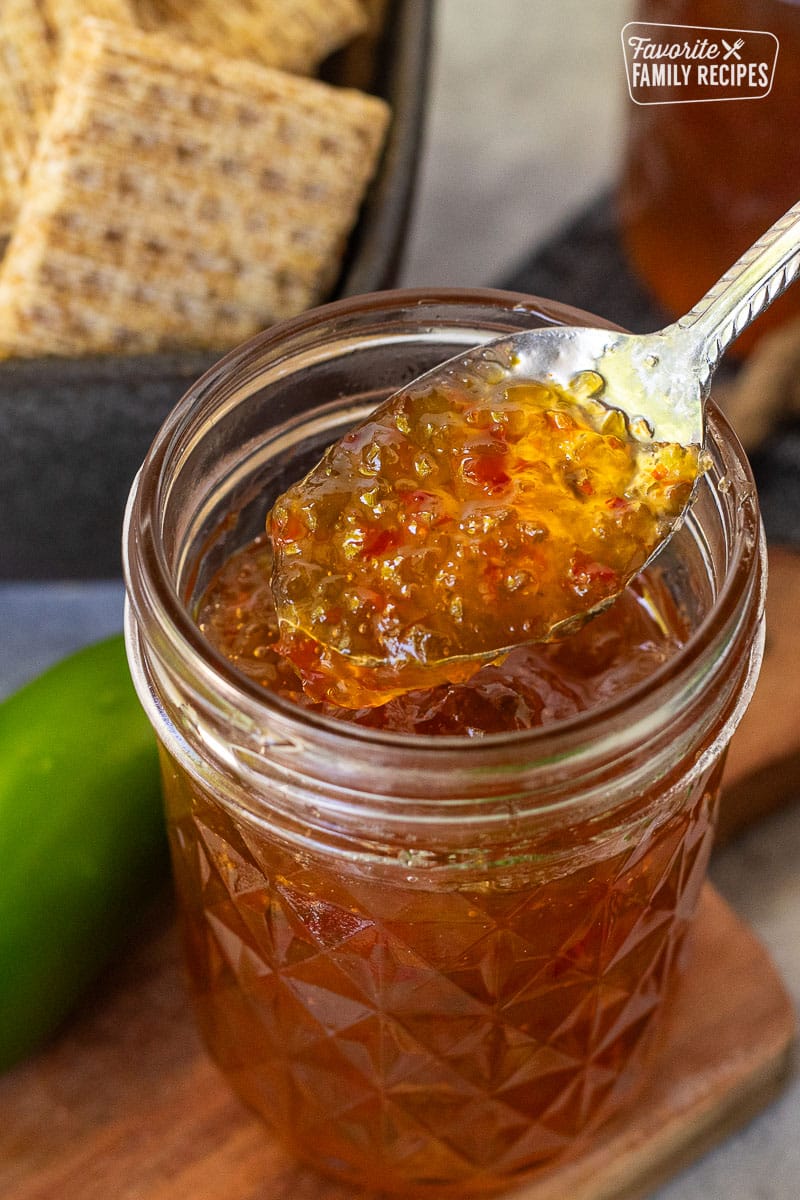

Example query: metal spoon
[270,202,800,707]
[435,198,800,451]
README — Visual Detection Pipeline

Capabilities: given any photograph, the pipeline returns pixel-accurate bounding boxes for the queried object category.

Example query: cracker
[323,0,389,90]
[46,0,135,25]
[0,0,134,235]
[127,0,166,32]
[0,1,53,233]
[0,18,390,357]
[142,0,368,74]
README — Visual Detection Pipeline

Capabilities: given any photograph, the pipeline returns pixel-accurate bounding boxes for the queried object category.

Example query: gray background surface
[2,4,798,1197]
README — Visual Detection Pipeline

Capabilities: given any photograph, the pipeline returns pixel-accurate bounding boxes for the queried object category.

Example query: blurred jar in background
[618,0,800,355]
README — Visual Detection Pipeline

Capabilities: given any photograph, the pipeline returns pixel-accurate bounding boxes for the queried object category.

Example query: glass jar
[618,0,800,355]
[123,289,765,1197]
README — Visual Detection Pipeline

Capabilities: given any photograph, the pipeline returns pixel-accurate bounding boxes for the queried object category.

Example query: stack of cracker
[0,3,389,357]
[0,0,136,234]
[137,0,369,74]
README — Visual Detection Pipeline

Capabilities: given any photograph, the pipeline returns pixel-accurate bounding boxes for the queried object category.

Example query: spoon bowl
[268,201,800,706]
[411,197,800,454]
[423,321,704,448]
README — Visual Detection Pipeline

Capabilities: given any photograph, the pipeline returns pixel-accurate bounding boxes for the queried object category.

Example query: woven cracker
[0,1,52,234]
[146,0,368,75]
[0,18,389,357]
[0,0,134,235]
[128,0,166,32]
[324,0,389,90]
[46,0,134,25]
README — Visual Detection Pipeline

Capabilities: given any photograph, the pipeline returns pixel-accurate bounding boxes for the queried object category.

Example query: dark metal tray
[1,0,432,579]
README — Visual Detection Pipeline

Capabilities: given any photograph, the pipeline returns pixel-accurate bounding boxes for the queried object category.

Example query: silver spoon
[269,202,800,706]
[440,198,800,451]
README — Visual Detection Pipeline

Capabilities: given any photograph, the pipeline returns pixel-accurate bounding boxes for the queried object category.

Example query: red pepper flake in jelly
[196,534,688,737]
[267,375,700,708]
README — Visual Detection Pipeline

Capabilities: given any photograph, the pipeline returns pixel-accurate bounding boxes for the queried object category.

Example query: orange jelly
[124,292,763,1199]
[268,374,699,707]
[161,536,721,1194]
[198,536,687,736]
[618,0,800,355]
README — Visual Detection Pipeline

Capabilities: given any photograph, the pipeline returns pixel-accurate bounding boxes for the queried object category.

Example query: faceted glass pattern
[162,751,721,1196]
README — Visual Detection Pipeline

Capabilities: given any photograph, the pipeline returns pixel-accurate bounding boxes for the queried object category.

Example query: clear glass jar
[123,289,765,1197]
[618,0,800,356]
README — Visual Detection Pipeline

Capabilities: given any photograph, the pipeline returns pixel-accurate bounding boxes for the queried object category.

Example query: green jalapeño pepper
[0,633,167,1071]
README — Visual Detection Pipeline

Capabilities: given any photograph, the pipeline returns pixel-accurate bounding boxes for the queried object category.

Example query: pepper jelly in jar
[124,290,764,1197]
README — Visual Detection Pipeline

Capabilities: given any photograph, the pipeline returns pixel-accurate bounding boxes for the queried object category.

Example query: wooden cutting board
[0,887,793,1200]
[718,543,800,841]
[0,554,796,1198]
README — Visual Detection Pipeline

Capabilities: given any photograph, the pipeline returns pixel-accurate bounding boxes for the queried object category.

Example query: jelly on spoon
[268,201,800,708]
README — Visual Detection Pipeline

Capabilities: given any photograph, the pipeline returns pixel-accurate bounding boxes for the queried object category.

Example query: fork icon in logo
[722,37,745,60]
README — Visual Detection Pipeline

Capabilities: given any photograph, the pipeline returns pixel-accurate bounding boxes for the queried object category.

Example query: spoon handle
[674,199,800,391]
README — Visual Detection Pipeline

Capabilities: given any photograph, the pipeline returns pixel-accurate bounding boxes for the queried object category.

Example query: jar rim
[125,286,763,766]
